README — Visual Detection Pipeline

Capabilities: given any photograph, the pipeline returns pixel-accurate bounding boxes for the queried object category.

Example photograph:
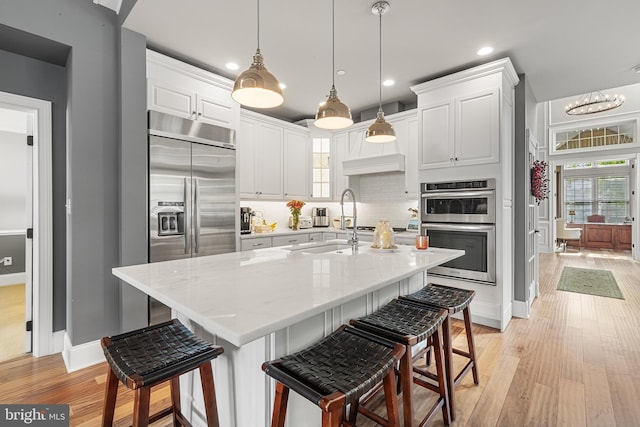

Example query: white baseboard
[502,302,513,331]
[512,300,530,319]
[62,332,104,373]
[0,272,26,287]
[52,330,65,354]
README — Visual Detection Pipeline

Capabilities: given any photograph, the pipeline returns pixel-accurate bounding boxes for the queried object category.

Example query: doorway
[0,91,54,358]
[0,106,29,361]
[551,156,636,258]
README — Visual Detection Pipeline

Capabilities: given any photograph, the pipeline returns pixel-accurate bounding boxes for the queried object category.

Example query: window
[564,175,629,223]
[311,137,330,198]
[551,119,637,155]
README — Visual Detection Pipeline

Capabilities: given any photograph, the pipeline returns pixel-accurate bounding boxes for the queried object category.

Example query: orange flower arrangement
[286,199,305,214]
[286,200,305,230]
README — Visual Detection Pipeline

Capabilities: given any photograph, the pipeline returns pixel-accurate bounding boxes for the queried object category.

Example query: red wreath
[530,160,549,205]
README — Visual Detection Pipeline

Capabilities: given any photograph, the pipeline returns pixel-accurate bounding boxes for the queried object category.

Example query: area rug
[557,267,624,299]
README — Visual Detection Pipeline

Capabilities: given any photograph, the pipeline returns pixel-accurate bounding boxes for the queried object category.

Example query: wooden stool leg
[383,368,401,427]
[399,344,414,427]
[463,307,479,385]
[199,362,220,427]
[132,387,151,427]
[433,328,450,425]
[102,367,119,427]
[321,407,343,427]
[272,382,290,427]
[441,314,455,421]
[170,376,181,425]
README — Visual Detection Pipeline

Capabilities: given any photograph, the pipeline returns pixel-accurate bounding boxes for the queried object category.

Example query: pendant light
[314,0,353,129]
[232,0,284,108]
[366,1,396,143]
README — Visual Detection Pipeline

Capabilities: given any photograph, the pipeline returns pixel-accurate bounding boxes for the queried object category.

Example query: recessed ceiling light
[225,62,239,70]
[477,46,494,56]
[632,64,640,73]
[336,70,346,76]
[382,79,395,87]
[279,83,287,89]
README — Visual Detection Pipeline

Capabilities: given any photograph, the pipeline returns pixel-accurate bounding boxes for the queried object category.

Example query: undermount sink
[286,241,354,254]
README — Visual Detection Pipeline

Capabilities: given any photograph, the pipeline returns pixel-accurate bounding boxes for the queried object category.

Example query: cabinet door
[148,79,196,119]
[256,123,284,199]
[455,88,499,166]
[283,130,310,199]
[331,132,350,200]
[238,118,257,198]
[273,234,310,247]
[419,100,454,169]
[196,92,235,129]
[405,117,420,198]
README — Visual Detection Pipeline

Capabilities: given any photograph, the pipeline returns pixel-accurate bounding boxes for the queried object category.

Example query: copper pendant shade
[231,0,284,109]
[366,1,395,143]
[315,0,353,129]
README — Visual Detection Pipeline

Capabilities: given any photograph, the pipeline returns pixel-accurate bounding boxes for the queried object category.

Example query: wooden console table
[566,223,632,250]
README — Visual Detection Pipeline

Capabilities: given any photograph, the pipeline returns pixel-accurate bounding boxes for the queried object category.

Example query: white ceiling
[124,0,640,122]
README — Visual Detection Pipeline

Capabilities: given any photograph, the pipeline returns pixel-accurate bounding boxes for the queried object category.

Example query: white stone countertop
[241,227,419,238]
[112,241,463,347]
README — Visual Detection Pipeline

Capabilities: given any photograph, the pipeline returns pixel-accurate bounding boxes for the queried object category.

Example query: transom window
[311,137,330,198]
[555,122,634,152]
[564,161,630,223]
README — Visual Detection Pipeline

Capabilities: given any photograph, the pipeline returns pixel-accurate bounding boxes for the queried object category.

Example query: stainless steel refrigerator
[148,110,236,324]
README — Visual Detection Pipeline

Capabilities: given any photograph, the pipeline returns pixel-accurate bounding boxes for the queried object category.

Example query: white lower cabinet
[272,234,310,247]
[240,237,272,251]
[308,232,324,242]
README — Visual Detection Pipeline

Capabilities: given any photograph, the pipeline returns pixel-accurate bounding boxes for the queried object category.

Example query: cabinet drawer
[241,237,272,251]
[272,234,310,247]
[308,233,324,242]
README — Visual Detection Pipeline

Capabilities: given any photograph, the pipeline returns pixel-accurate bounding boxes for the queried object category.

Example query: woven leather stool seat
[101,319,223,427]
[402,283,474,314]
[400,283,479,422]
[263,325,405,427]
[350,299,449,427]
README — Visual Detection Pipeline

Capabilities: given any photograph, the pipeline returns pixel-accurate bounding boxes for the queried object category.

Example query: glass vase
[291,214,300,231]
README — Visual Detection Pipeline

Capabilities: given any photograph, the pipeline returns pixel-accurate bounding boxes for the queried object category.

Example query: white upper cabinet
[412,58,517,170]
[238,111,310,200]
[283,130,311,199]
[331,132,350,200]
[146,50,239,131]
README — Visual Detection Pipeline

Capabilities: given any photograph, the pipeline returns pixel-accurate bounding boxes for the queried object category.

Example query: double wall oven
[421,179,496,284]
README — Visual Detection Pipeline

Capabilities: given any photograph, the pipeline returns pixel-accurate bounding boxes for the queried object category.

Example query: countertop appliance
[312,207,329,227]
[240,207,252,235]
[148,110,236,323]
[289,216,313,229]
[421,179,496,284]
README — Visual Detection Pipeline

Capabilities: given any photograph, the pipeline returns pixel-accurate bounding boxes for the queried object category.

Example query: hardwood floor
[0,249,638,426]
[0,283,25,362]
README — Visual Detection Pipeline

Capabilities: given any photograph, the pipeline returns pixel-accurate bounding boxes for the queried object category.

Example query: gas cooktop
[348,225,407,232]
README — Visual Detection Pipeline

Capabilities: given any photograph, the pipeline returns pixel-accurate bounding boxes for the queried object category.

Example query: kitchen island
[113,241,464,427]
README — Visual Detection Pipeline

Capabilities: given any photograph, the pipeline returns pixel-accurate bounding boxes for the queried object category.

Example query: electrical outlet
[3,257,12,266]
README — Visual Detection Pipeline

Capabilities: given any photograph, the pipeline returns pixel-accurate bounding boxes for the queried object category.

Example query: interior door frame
[0,91,53,357]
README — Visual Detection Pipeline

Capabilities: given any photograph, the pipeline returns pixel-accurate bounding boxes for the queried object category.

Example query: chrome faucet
[340,188,358,250]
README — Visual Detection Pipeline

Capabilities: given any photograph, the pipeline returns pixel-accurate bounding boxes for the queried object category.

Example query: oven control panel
[422,178,496,192]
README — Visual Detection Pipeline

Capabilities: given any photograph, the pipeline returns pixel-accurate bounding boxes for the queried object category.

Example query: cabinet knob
[455,157,459,161]
[449,157,454,162]
[191,111,197,118]
[284,193,288,196]
[197,112,202,117]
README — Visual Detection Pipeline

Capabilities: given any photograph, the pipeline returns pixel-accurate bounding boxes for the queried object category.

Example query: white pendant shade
[232,49,284,109]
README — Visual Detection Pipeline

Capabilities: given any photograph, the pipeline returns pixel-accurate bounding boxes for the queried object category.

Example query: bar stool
[262,325,405,427]
[101,319,224,427]
[400,283,478,421]
[350,299,450,427]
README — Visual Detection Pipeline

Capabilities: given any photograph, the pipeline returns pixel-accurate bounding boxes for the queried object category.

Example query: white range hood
[342,130,405,176]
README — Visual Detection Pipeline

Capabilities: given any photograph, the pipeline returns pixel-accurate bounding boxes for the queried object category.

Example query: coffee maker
[240,207,252,234]
[312,207,329,227]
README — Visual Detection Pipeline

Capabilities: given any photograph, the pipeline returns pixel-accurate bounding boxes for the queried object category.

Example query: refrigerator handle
[184,177,190,254]
[194,178,200,254]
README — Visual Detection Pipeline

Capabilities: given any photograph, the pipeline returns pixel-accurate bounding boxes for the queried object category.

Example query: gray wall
[0,48,67,331]
[0,235,25,275]
[119,27,148,331]
[0,0,141,345]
